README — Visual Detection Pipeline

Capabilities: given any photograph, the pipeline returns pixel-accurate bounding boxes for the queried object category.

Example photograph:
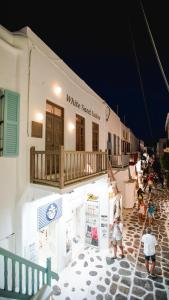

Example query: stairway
[0,247,59,299]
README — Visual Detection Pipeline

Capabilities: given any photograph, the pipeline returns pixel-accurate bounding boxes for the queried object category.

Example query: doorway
[71,206,84,258]
[46,101,64,174]
[38,221,58,272]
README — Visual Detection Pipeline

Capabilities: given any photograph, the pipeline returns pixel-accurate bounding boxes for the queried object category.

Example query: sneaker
[150,273,157,278]
[111,256,117,259]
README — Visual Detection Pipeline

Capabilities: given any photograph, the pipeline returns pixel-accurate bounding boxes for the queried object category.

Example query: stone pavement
[52,188,169,300]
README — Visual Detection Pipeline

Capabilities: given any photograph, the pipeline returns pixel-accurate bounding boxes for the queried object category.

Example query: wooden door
[46,101,64,174]
[76,114,85,151]
[92,122,99,151]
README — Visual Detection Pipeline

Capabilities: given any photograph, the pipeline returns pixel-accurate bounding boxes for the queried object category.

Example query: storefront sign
[66,94,101,120]
[87,193,98,201]
[37,198,62,230]
[85,198,100,247]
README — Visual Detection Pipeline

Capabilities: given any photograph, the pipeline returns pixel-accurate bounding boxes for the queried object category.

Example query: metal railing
[0,247,58,299]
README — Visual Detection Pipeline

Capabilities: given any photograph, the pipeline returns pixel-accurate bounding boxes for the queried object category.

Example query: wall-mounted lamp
[35,112,44,122]
[68,122,75,131]
[54,85,62,95]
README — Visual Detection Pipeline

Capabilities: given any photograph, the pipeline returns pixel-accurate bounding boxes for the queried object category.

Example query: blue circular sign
[46,203,58,221]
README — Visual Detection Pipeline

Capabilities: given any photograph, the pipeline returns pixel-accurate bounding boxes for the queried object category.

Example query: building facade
[0,25,140,272]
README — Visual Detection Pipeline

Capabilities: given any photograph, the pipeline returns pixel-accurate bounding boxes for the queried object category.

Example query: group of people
[108,155,163,279]
[137,187,157,226]
[109,199,157,278]
[137,188,158,277]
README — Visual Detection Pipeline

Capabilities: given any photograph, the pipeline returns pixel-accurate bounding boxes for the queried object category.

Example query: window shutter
[2,89,20,157]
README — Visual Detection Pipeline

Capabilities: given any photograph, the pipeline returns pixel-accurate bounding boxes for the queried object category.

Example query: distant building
[165,113,169,139]
[156,138,167,157]
[139,139,144,152]
[164,113,169,153]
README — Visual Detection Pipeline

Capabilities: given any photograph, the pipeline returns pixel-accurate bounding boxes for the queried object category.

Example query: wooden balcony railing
[30,147,130,188]
[30,146,108,188]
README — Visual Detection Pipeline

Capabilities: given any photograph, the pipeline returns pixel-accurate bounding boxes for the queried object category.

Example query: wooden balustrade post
[59,145,64,188]
[105,149,108,170]
[121,155,124,168]
[99,149,102,171]
[30,147,35,182]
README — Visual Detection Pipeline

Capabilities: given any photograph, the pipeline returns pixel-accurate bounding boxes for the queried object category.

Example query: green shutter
[2,89,20,157]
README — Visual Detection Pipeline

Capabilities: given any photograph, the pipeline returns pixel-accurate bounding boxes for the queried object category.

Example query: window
[117,136,120,155]
[108,132,111,142]
[0,89,20,157]
[92,122,99,151]
[76,114,85,151]
[113,134,116,155]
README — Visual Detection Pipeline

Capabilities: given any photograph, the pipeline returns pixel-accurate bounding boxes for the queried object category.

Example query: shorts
[112,239,122,246]
[145,254,156,261]
[148,212,154,218]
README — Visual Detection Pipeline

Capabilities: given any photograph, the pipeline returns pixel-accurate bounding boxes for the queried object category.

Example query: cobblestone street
[53,187,169,300]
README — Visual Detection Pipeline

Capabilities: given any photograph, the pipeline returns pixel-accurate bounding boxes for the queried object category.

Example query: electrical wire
[140,0,169,93]
[128,18,154,143]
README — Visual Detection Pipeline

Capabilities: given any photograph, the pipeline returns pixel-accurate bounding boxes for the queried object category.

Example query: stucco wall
[28,47,106,152]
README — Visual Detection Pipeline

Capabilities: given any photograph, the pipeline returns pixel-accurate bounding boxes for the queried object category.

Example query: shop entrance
[38,221,58,272]
[71,206,83,257]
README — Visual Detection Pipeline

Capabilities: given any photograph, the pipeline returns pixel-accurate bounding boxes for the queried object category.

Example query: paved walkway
[52,188,169,300]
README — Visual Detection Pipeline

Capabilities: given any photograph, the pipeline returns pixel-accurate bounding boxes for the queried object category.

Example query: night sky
[1,0,168,146]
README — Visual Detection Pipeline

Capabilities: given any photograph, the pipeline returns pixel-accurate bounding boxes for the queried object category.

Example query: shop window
[113,134,116,155]
[0,89,20,157]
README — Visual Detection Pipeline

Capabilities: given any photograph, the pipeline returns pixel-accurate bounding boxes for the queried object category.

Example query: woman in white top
[110,216,124,259]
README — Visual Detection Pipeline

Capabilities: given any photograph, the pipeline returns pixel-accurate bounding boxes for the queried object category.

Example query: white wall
[28,47,106,152]
[113,168,130,207]
[0,25,140,259]
[106,109,121,152]
[0,30,28,242]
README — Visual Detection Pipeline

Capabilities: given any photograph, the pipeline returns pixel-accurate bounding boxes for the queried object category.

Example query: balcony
[30,147,129,188]
[129,152,139,165]
[110,154,129,168]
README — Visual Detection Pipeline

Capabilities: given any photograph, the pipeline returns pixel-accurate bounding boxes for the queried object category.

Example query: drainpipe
[27,47,32,137]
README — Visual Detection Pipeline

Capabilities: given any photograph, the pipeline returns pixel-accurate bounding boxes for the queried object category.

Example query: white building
[0,25,139,273]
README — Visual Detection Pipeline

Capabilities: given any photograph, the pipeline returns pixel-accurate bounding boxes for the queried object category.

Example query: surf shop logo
[46,203,57,221]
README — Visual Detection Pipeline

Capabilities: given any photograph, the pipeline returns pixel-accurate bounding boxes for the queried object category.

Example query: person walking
[137,188,144,209]
[147,201,155,226]
[138,199,147,222]
[141,227,157,277]
[147,173,154,194]
[110,216,124,259]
